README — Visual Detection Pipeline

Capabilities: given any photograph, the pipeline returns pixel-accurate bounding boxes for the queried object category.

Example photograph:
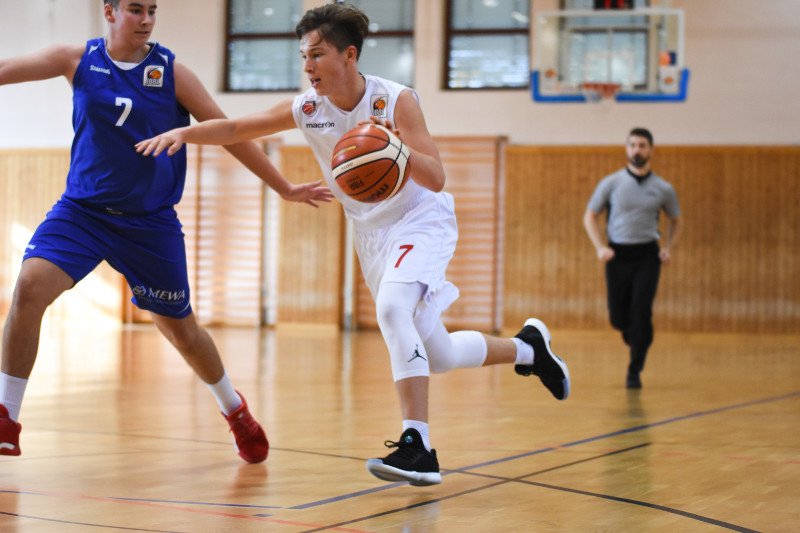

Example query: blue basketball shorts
[24,198,193,319]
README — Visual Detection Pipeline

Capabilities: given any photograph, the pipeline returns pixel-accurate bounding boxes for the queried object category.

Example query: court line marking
[289,391,799,532]
[4,390,795,531]
[293,389,800,509]
[297,444,653,533]
[0,510,184,533]
[0,489,369,533]
[302,442,761,533]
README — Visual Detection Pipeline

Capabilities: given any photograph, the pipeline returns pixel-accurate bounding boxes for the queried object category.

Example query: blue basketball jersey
[65,39,190,214]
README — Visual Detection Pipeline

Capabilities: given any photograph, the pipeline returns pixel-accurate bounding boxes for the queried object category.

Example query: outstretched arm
[141,62,331,207]
[0,44,83,86]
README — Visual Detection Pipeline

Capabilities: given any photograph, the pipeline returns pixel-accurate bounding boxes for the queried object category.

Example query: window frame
[223,0,302,93]
[442,0,531,91]
[224,0,416,93]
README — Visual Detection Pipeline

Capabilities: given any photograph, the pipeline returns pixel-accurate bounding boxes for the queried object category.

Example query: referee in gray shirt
[583,128,682,389]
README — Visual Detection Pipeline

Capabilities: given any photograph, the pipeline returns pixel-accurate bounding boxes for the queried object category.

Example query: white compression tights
[375,282,488,382]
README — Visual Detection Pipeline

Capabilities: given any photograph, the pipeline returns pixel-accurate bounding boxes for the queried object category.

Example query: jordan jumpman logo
[408,344,427,363]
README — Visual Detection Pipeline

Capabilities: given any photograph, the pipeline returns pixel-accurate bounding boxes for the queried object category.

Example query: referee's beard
[628,154,650,169]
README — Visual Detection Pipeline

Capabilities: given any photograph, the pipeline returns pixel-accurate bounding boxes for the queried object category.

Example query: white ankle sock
[0,372,28,422]
[206,371,241,416]
[511,337,534,366]
[403,419,431,451]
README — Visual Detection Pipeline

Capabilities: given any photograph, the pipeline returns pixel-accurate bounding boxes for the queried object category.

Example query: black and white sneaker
[366,428,442,486]
[514,318,571,400]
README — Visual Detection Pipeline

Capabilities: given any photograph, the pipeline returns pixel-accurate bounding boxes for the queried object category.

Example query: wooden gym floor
[0,316,798,532]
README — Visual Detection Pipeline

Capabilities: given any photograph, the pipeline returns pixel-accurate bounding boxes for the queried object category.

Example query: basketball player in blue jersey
[137,2,570,486]
[0,0,332,461]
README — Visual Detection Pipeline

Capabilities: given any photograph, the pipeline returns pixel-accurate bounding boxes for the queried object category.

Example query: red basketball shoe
[0,404,22,456]
[223,392,268,463]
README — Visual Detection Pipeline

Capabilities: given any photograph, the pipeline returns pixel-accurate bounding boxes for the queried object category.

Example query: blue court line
[466,389,800,469]
[291,390,800,509]
[521,480,761,533]
[299,445,758,533]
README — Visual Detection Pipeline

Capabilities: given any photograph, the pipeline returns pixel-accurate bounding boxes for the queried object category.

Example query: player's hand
[135,129,187,157]
[597,246,615,263]
[280,179,334,208]
[357,117,401,139]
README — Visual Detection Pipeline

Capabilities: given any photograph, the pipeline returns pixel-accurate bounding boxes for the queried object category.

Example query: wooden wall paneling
[651,147,721,333]
[191,145,265,326]
[126,144,266,326]
[503,146,618,331]
[277,146,344,324]
[0,149,122,323]
[503,145,800,334]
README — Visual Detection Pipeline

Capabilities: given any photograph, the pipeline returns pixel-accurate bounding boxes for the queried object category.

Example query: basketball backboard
[532,7,688,103]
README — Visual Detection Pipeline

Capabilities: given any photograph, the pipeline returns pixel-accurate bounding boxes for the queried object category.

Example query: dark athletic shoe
[514,318,571,400]
[626,371,642,389]
[366,428,442,486]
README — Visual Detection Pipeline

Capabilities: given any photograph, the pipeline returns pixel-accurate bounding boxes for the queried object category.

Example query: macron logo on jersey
[305,121,335,129]
[90,64,111,75]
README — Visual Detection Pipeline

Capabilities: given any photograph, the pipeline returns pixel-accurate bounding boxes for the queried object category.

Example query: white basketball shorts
[354,192,460,340]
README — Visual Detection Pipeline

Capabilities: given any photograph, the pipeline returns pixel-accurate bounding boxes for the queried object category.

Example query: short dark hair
[629,127,653,146]
[295,2,370,59]
[104,0,120,7]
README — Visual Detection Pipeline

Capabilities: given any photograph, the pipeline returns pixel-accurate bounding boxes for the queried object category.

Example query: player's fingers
[167,142,183,156]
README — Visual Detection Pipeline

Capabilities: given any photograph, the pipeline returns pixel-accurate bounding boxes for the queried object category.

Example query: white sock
[403,419,431,451]
[0,372,28,422]
[206,371,242,416]
[511,337,534,366]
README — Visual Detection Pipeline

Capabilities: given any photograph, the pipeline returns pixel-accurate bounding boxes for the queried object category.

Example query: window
[346,0,415,87]
[445,0,530,90]
[225,0,414,92]
[225,0,304,92]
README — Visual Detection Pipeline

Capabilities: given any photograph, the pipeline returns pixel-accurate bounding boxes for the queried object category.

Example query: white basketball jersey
[292,75,433,229]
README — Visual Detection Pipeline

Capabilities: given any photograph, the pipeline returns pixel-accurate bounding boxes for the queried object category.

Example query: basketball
[331,124,411,203]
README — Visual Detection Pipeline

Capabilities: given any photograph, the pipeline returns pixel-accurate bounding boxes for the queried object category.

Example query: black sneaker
[626,371,642,389]
[366,428,442,486]
[514,318,571,400]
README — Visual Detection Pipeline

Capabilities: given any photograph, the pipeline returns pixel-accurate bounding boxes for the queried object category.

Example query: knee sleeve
[423,321,487,374]
[375,282,430,381]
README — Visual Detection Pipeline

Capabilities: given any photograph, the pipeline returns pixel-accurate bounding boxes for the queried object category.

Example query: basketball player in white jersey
[0,0,332,462]
[137,2,570,486]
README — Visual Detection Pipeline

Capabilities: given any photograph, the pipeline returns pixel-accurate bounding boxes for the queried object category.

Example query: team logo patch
[371,95,388,118]
[143,65,164,87]
[302,99,317,116]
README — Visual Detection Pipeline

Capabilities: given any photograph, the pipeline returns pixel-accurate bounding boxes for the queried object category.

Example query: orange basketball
[331,124,411,203]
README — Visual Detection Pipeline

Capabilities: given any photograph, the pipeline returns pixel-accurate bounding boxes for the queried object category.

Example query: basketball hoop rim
[579,82,622,100]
